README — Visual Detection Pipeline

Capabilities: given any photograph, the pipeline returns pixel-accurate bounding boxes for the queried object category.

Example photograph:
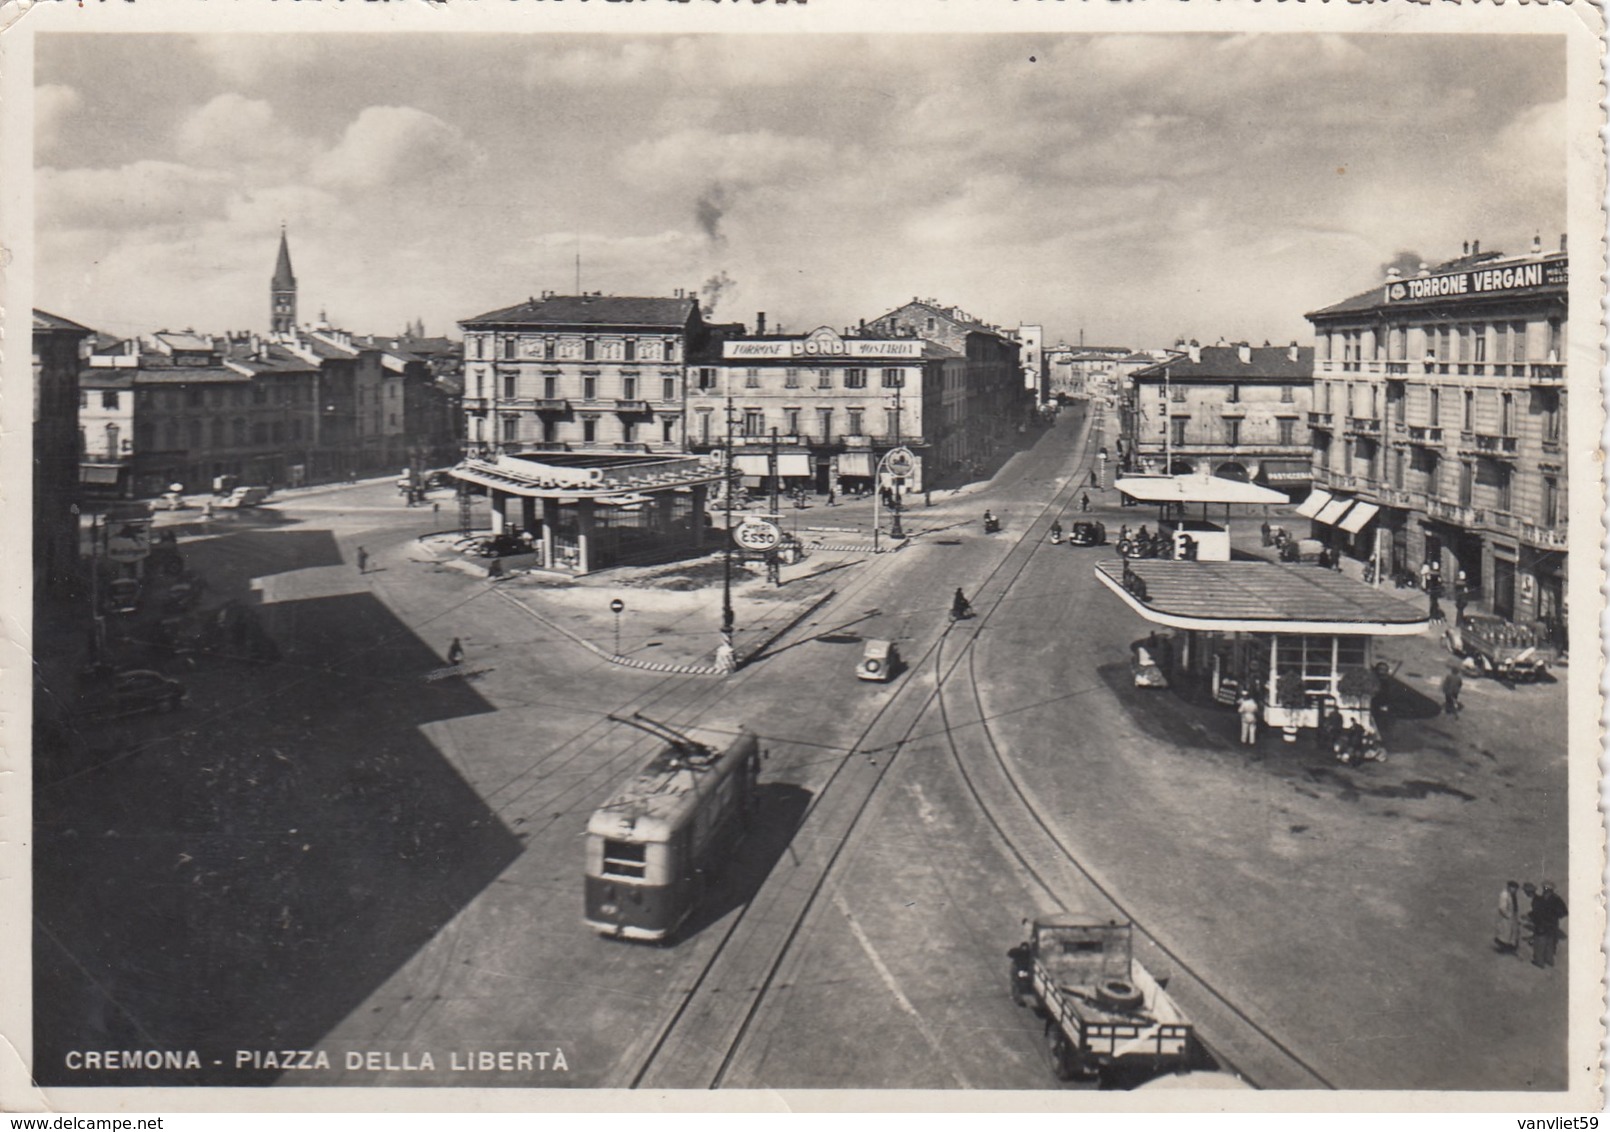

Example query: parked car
[82,668,186,718]
[149,490,188,512]
[219,485,269,509]
[1068,520,1107,547]
[857,639,901,682]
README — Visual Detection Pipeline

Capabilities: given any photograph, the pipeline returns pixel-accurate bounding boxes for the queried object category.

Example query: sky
[35,32,1566,349]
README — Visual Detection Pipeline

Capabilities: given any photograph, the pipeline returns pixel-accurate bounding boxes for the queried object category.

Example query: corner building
[1305,239,1567,631]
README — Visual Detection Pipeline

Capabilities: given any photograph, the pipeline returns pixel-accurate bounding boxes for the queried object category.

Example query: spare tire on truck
[1095,978,1144,1012]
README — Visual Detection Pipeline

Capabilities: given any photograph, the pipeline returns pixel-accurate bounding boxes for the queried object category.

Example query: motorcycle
[983,516,1001,535]
[1049,523,1064,545]
[950,601,974,622]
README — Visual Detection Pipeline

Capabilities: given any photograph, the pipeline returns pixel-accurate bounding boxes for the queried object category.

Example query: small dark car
[1068,520,1107,547]
[82,669,186,718]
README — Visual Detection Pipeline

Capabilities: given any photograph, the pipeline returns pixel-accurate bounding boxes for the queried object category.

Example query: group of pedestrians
[1494,879,1568,968]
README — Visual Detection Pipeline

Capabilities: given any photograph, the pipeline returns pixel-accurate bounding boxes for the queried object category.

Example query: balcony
[614,399,651,414]
[1528,364,1566,386]
[1426,498,1484,527]
[1519,519,1568,550]
[1458,432,1518,459]
[1380,487,1425,509]
[1307,411,1333,428]
[1312,468,1358,489]
[1405,424,1444,446]
[1344,416,1381,437]
[532,399,570,413]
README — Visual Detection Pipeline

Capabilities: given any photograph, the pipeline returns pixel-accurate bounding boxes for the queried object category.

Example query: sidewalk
[416,535,866,674]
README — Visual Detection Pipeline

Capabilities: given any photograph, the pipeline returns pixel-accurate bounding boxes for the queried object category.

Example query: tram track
[629,407,1107,1089]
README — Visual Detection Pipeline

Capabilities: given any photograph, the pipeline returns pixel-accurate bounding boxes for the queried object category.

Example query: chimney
[756,312,766,335]
[1187,341,1201,364]
[1386,266,1402,280]
[1236,343,1252,365]
[1531,233,1543,254]
[1288,341,1300,363]
[1471,240,1480,255]
[1462,240,1470,255]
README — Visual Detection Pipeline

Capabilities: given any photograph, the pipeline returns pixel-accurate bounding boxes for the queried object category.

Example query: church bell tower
[271,225,297,336]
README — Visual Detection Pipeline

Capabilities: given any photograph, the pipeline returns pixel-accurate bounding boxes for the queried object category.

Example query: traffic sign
[105,520,152,564]
[883,447,916,478]
[610,599,625,614]
[733,518,782,552]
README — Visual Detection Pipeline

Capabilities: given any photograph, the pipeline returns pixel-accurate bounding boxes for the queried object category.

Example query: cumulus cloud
[177,93,303,169]
[37,160,235,232]
[311,106,475,190]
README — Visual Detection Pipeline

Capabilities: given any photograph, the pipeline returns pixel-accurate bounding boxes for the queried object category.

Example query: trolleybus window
[601,840,647,878]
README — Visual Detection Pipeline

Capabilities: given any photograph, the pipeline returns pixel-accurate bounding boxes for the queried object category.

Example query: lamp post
[720,380,736,652]
[888,383,905,542]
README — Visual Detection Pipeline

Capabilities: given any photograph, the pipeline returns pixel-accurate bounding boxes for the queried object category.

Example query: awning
[732,453,811,477]
[1258,460,1313,484]
[1314,497,1354,526]
[1294,489,1333,519]
[1114,473,1287,506]
[838,452,874,478]
[79,464,122,485]
[1339,501,1380,534]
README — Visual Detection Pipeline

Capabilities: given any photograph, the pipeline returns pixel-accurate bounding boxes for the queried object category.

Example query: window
[885,408,902,438]
[662,417,675,444]
[1224,418,1240,446]
[882,368,905,389]
[504,374,517,400]
[844,368,867,389]
[1428,388,1440,427]
[663,377,676,402]
[502,337,516,360]
[502,416,519,443]
[624,339,636,362]
[697,368,716,391]
[744,368,761,389]
[817,368,834,389]
[1512,322,1528,363]
[1472,326,1486,363]
[1547,319,1563,361]
[544,375,558,399]
[622,376,637,401]
[583,339,596,362]
[699,411,713,444]
[785,408,801,435]
[1500,392,1514,436]
[621,420,636,443]
[1392,448,1405,489]
[544,338,555,361]
[743,409,764,437]
[1539,389,1562,445]
[818,408,833,442]
[1493,324,1508,365]
[1462,389,1474,432]
[1542,476,1560,527]
[1495,464,1512,511]
[925,317,935,333]
[1324,383,1333,413]
[1280,384,1294,403]
[1458,461,1473,507]
[847,408,864,436]
[1170,417,1187,447]
[583,376,597,400]
[470,335,485,360]
[582,417,597,443]
[102,391,118,410]
[1439,327,1452,363]
[104,424,119,456]
[1278,418,1296,446]
[784,368,801,389]
[543,419,559,444]
[1226,384,1239,404]
[1170,384,1186,403]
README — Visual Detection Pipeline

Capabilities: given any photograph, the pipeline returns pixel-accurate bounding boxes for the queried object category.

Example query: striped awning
[1314,497,1354,526]
[1294,489,1333,519]
[1339,501,1380,534]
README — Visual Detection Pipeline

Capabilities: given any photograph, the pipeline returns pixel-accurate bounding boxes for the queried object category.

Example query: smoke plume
[1381,249,1424,278]
[701,271,735,318]
[696,185,729,244]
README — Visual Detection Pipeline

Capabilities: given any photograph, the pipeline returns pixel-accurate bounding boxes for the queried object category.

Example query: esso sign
[884,447,916,478]
[733,519,782,552]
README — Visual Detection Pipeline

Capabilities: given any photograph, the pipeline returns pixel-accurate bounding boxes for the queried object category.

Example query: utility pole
[889,382,905,542]
[767,427,781,585]
[721,382,736,649]
[1163,364,1172,477]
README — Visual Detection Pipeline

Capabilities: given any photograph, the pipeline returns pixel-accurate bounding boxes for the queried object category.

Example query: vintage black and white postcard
[2,0,1604,1117]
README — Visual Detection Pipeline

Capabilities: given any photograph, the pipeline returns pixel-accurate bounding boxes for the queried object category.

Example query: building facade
[1123,342,1315,497]
[685,324,958,495]
[458,293,708,457]
[34,310,95,595]
[1305,239,1568,629]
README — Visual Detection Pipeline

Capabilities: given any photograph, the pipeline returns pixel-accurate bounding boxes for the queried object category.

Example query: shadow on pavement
[673,782,814,943]
[35,531,522,1086]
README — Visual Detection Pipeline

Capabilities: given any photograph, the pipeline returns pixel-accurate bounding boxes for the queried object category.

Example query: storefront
[452,451,720,575]
[1095,558,1427,733]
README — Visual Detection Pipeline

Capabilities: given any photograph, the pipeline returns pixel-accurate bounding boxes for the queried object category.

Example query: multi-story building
[458,292,710,456]
[34,309,95,595]
[357,330,464,469]
[1123,342,1315,497]
[1305,238,1568,628]
[686,322,967,495]
[1017,324,1045,405]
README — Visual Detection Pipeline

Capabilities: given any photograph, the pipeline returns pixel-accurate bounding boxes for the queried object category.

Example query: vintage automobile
[1443,615,1557,682]
[81,668,186,718]
[1069,520,1107,547]
[219,485,270,509]
[856,639,901,682]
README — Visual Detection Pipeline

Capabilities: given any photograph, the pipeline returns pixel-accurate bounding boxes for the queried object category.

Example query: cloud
[35,83,81,157]
[177,93,303,169]
[310,106,475,190]
[621,128,836,191]
[37,160,235,232]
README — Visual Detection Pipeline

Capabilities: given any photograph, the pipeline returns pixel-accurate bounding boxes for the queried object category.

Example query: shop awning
[1338,500,1380,534]
[1115,473,1288,506]
[79,464,122,485]
[1314,497,1354,526]
[1258,460,1313,484]
[732,452,812,477]
[1294,489,1333,519]
[1094,559,1428,635]
[838,452,874,478]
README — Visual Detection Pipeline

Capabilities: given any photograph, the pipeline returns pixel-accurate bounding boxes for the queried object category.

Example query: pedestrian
[924,488,932,507]
[1440,666,1463,717]
[356,546,369,574]
[1530,881,1567,968]
[1236,691,1260,746]
[1494,880,1522,955]
[1261,520,1272,547]
[433,501,441,519]
[1427,579,1444,623]
[1080,492,1091,512]
[1419,560,1432,590]
[1454,584,1468,625]
[827,487,837,507]
[446,637,464,666]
